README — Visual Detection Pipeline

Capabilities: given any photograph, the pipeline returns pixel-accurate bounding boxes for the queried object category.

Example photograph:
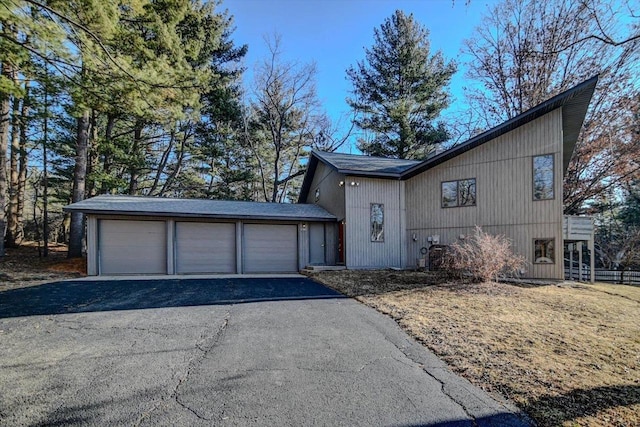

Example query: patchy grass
[310,270,640,427]
[0,242,86,291]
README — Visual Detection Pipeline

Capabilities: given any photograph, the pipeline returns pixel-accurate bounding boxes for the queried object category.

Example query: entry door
[309,223,325,265]
[338,222,345,264]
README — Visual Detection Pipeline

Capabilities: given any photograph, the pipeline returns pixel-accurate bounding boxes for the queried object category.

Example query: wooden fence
[565,269,640,284]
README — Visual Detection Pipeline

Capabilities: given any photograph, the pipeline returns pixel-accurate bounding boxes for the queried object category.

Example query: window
[533,154,554,200]
[441,178,476,208]
[314,188,320,202]
[370,203,384,242]
[534,238,555,264]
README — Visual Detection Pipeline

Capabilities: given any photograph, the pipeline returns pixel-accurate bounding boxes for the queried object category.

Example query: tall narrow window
[534,238,555,264]
[533,154,554,200]
[458,179,477,206]
[441,179,476,208]
[370,203,384,242]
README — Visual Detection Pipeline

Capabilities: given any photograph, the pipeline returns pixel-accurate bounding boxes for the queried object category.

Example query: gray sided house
[66,76,598,279]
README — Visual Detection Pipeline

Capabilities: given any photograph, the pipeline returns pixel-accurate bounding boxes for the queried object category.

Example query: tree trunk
[5,88,20,247]
[86,109,98,198]
[149,127,176,195]
[128,121,143,195]
[100,114,116,194]
[68,109,90,258]
[0,61,12,257]
[16,80,29,246]
[42,82,49,257]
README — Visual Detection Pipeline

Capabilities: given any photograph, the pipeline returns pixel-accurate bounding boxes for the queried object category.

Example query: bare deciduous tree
[246,35,346,203]
[463,0,640,214]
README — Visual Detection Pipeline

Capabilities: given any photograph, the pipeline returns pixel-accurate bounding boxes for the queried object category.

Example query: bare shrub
[446,226,527,282]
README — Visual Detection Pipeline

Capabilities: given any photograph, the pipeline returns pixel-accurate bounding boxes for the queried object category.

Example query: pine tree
[346,10,456,160]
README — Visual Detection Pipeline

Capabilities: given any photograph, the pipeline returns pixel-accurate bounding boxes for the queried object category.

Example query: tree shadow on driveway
[0,277,344,319]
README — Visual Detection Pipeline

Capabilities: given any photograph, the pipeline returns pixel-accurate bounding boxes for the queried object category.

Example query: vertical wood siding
[345,177,404,268]
[405,109,564,279]
[305,163,346,220]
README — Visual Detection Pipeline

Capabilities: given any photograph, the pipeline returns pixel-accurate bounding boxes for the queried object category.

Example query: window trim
[441,178,477,208]
[532,153,555,201]
[370,203,384,243]
[533,238,556,264]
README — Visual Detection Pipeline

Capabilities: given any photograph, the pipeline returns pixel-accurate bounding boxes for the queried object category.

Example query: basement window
[534,238,555,264]
[370,203,384,242]
[441,178,476,208]
[533,154,554,200]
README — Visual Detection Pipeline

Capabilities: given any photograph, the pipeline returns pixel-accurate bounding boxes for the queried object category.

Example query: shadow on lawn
[0,277,343,319]
[525,384,640,425]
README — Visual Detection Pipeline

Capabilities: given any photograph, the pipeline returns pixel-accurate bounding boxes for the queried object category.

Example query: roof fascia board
[63,208,336,222]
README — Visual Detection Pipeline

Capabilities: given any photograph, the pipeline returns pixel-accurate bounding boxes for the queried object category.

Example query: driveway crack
[135,309,232,425]
[382,334,481,424]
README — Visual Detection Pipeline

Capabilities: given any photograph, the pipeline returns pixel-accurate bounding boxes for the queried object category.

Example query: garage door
[243,224,298,273]
[99,220,166,275]
[175,222,236,274]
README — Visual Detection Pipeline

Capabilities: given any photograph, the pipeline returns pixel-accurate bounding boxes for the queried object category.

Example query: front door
[309,223,325,265]
[338,222,345,264]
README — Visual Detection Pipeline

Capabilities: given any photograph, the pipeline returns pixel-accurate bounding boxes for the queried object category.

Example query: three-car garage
[66,196,336,276]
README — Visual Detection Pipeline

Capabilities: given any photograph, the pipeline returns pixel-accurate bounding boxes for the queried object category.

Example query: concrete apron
[65,273,306,281]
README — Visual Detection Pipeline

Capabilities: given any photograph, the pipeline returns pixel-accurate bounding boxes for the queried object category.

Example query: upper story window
[441,178,476,208]
[314,188,320,202]
[370,203,384,242]
[533,154,554,200]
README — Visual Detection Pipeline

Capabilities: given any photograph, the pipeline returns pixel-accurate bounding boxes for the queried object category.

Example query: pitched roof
[299,76,598,200]
[65,195,336,221]
[313,151,421,176]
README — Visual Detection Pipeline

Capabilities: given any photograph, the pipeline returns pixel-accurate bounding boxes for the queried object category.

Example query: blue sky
[224,0,494,151]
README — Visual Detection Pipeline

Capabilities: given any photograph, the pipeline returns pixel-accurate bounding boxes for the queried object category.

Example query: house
[65,76,598,279]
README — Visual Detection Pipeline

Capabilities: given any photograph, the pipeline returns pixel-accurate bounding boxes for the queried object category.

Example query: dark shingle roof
[65,195,336,221]
[312,151,421,176]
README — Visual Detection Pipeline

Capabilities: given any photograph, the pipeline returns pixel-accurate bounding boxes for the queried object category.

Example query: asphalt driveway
[0,277,528,426]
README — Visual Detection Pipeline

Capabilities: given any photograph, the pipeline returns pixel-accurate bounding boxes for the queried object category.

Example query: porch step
[302,265,347,273]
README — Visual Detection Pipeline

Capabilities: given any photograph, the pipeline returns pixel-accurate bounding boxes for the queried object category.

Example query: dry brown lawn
[0,242,86,291]
[310,270,640,427]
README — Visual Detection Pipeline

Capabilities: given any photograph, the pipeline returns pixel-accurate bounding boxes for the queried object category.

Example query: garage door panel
[176,222,236,273]
[99,220,166,275]
[244,224,297,273]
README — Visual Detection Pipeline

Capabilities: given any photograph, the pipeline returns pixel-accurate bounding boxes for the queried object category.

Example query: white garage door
[175,222,236,274]
[99,220,166,275]
[243,224,298,273]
